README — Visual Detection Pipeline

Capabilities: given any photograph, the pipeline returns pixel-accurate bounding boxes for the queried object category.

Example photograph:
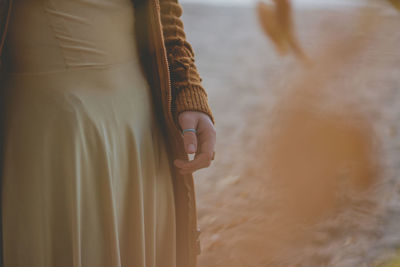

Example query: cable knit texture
[160,0,214,123]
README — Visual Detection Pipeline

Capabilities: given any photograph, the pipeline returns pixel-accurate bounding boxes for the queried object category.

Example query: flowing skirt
[1,61,176,267]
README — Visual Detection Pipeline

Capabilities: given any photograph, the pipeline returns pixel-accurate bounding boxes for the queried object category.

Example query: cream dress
[1,0,176,266]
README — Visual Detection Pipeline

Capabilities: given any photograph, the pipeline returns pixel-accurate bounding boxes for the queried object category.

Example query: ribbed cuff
[173,84,214,125]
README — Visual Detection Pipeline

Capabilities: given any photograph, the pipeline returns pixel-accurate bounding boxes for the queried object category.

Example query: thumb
[179,114,198,155]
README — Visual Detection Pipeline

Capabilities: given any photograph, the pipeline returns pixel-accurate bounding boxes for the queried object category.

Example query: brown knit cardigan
[0,0,213,267]
[159,0,214,122]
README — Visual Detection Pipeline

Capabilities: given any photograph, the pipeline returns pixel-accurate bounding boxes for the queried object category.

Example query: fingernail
[188,144,195,153]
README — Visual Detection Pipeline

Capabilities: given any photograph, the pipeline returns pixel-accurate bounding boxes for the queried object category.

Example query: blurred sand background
[180,2,400,266]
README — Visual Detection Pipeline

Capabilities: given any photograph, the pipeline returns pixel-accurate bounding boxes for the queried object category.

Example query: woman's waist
[4,44,141,74]
[4,59,149,93]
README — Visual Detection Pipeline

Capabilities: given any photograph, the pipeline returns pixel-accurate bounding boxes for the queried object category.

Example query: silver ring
[182,128,197,135]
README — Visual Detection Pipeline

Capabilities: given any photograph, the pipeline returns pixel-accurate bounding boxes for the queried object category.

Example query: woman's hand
[174,111,216,175]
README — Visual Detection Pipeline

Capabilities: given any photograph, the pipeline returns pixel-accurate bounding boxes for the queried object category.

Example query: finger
[175,114,216,174]
[174,159,187,169]
[183,131,197,154]
[198,125,216,159]
[199,137,216,159]
[177,125,216,173]
[176,153,212,173]
[184,127,216,173]
[174,157,207,171]
[174,158,204,175]
[179,117,198,155]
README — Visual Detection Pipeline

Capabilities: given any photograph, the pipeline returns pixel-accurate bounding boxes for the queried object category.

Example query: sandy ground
[181,3,400,267]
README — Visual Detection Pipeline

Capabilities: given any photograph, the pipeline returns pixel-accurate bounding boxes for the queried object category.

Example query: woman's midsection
[3,0,140,74]
[3,60,154,130]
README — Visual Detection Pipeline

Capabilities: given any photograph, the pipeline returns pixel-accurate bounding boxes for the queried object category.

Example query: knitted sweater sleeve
[159,0,214,124]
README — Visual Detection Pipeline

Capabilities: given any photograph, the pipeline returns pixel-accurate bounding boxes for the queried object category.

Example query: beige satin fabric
[1,0,176,266]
